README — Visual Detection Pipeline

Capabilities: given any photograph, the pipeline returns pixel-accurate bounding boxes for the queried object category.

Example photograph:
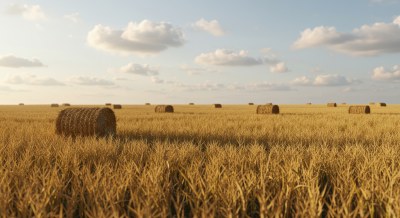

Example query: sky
[0,0,400,104]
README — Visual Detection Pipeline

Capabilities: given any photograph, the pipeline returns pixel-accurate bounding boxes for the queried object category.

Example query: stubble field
[1,104,400,217]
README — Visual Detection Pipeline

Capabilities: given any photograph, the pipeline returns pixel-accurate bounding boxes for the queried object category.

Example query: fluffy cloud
[193,18,225,36]
[293,16,400,56]
[5,74,64,86]
[270,62,289,73]
[150,76,164,84]
[195,49,263,66]
[0,55,45,68]
[69,76,115,86]
[292,74,356,86]
[6,4,46,21]
[64,12,80,23]
[119,63,158,76]
[87,20,185,55]
[372,65,400,81]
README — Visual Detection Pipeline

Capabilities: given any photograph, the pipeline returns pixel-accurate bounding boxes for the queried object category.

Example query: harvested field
[1,104,400,217]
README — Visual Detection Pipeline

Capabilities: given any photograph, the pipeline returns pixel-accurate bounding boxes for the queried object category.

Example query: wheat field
[1,104,400,217]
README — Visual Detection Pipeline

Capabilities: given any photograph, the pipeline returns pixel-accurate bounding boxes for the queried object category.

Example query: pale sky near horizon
[0,0,400,104]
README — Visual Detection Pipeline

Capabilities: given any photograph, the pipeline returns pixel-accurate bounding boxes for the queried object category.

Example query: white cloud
[69,76,115,86]
[87,20,185,55]
[293,16,400,56]
[5,74,64,86]
[150,76,164,84]
[174,81,226,92]
[180,65,217,75]
[246,82,293,91]
[292,74,356,86]
[270,62,289,73]
[7,4,46,21]
[193,18,225,36]
[313,74,353,86]
[0,55,45,68]
[372,65,400,81]
[292,76,312,85]
[118,63,158,76]
[195,49,263,66]
[64,12,80,23]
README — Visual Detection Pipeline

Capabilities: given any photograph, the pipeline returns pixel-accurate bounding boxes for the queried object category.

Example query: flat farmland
[1,104,400,217]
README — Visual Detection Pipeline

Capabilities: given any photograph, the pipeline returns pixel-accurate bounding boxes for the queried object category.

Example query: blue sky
[0,0,399,104]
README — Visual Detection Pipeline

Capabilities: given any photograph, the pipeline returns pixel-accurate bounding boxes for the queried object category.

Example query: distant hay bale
[348,105,370,114]
[189,103,195,105]
[62,103,71,106]
[265,103,273,105]
[155,105,174,113]
[56,107,116,137]
[378,102,387,107]
[18,103,24,106]
[257,105,280,114]
[327,103,337,107]
[105,103,112,106]
[51,104,59,107]
[341,103,346,105]
[145,103,151,105]
[113,104,122,109]
[248,103,254,105]
[214,104,222,108]
[369,102,375,105]
[306,103,312,105]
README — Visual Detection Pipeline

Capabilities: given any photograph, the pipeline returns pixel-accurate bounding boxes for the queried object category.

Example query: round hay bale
[189,103,195,105]
[113,104,122,109]
[348,105,370,114]
[62,103,71,106]
[145,103,151,105]
[306,103,312,105]
[155,105,174,113]
[56,107,116,137]
[257,105,279,114]
[369,102,375,105]
[105,103,112,106]
[265,103,273,105]
[378,102,386,107]
[214,104,222,108]
[51,104,59,107]
[327,103,337,107]
[18,103,24,106]
[248,103,254,105]
[341,103,346,105]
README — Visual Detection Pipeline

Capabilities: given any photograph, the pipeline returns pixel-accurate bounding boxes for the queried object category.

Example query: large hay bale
[257,105,280,114]
[214,104,222,108]
[348,105,370,114]
[145,103,151,105]
[155,105,174,113]
[105,103,112,106]
[306,103,312,105]
[113,104,122,109]
[56,107,116,137]
[327,103,337,107]
[378,102,387,107]
[189,103,195,105]
[51,104,59,107]
[248,103,254,105]
[62,103,71,106]
[369,102,375,105]
[18,103,24,106]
